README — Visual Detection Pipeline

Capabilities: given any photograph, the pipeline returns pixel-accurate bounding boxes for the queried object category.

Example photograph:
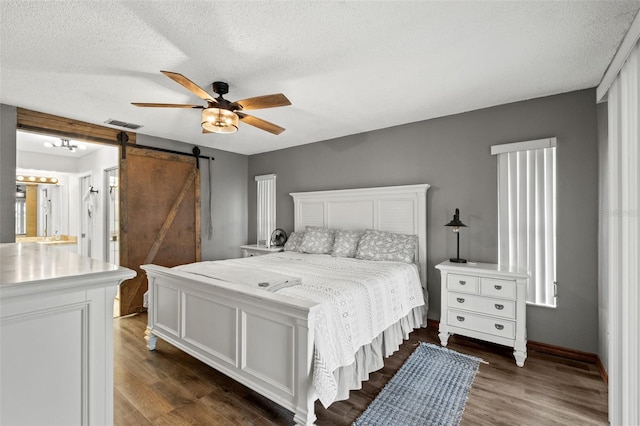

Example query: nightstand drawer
[447,292,516,319]
[447,309,515,339]
[447,274,479,294]
[480,278,516,300]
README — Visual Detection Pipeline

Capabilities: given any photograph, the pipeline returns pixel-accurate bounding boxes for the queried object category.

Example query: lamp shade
[445,208,467,228]
[201,108,239,133]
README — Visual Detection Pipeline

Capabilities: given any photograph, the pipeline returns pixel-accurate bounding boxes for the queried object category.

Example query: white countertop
[0,243,135,297]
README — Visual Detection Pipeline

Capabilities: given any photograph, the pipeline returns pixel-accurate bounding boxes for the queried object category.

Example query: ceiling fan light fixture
[201,108,239,134]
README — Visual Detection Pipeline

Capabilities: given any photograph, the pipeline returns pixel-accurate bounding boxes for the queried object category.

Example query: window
[255,174,276,246]
[492,138,557,307]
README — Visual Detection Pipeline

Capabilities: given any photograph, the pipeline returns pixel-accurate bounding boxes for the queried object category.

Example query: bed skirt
[329,305,427,405]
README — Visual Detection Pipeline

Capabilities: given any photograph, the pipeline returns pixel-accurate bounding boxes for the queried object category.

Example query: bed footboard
[141,264,319,425]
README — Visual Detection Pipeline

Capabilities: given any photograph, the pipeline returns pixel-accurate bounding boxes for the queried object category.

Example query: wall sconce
[445,208,467,263]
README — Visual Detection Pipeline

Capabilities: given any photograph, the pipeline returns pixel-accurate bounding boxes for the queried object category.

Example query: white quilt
[177,251,424,407]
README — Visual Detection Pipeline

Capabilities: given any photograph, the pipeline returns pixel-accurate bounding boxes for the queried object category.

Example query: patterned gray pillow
[299,226,335,254]
[355,229,417,263]
[284,231,305,252]
[331,229,364,258]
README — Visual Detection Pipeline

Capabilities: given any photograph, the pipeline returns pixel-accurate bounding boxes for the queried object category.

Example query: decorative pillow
[355,229,417,263]
[284,231,305,252]
[331,229,364,258]
[299,226,335,254]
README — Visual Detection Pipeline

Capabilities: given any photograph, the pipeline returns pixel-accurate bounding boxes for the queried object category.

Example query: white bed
[142,184,430,425]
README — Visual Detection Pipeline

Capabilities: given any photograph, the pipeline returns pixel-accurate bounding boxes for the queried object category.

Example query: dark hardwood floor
[114,313,608,425]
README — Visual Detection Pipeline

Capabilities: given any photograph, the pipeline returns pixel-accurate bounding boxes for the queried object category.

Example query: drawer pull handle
[494,285,502,290]
[495,324,504,330]
[456,297,465,303]
[495,304,504,310]
[456,316,465,322]
[459,280,467,285]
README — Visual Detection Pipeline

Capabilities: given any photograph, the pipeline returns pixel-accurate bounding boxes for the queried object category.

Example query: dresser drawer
[480,278,516,300]
[447,292,516,319]
[447,309,515,339]
[447,274,479,294]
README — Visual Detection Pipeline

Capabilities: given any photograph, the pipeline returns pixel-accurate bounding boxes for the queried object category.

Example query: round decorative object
[270,228,288,247]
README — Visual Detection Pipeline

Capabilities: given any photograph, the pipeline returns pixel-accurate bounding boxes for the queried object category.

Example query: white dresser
[0,243,135,425]
[436,261,529,366]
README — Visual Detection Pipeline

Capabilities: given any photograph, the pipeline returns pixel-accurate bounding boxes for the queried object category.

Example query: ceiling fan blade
[237,112,285,135]
[132,102,204,108]
[234,94,291,111]
[160,70,218,103]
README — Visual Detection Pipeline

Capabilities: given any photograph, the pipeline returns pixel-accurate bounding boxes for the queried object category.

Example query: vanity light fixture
[16,175,59,185]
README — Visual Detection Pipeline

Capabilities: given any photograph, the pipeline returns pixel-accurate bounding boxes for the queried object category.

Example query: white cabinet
[240,244,284,257]
[436,261,529,367]
[0,243,135,425]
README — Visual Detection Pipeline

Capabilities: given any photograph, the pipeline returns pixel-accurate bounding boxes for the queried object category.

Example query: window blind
[492,138,557,307]
[255,174,276,246]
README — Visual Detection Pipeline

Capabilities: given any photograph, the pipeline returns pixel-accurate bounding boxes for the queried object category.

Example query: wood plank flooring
[114,313,608,425]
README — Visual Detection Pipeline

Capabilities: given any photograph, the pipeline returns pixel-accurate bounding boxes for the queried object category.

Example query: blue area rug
[353,342,481,426]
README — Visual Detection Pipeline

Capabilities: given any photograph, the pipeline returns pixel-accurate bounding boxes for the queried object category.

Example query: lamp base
[450,258,467,263]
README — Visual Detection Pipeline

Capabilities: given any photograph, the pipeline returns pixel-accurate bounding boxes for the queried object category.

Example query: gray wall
[248,89,600,353]
[0,104,17,243]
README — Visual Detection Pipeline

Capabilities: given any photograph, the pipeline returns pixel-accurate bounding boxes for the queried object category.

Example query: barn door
[119,146,201,316]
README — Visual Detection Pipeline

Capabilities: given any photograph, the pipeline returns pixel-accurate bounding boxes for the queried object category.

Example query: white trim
[597,9,640,102]
[255,173,276,181]
[491,137,557,156]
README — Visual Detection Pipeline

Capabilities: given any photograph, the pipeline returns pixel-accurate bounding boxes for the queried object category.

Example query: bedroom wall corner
[0,104,17,243]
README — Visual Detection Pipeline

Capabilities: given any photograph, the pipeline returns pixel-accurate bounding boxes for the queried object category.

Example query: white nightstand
[240,244,284,257]
[436,261,529,367]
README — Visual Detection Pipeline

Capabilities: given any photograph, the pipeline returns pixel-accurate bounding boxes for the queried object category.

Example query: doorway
[15,130,119,262]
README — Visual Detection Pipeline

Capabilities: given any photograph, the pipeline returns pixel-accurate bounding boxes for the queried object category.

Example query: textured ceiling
[1,1,639,155]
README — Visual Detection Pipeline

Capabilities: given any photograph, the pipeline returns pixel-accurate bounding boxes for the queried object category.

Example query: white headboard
[290,184,430,287]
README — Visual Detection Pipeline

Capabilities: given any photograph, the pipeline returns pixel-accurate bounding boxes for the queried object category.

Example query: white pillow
[299,226,335,254]
[331,229,364,258]
[284,231,305,252]
[355,229,417,263]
